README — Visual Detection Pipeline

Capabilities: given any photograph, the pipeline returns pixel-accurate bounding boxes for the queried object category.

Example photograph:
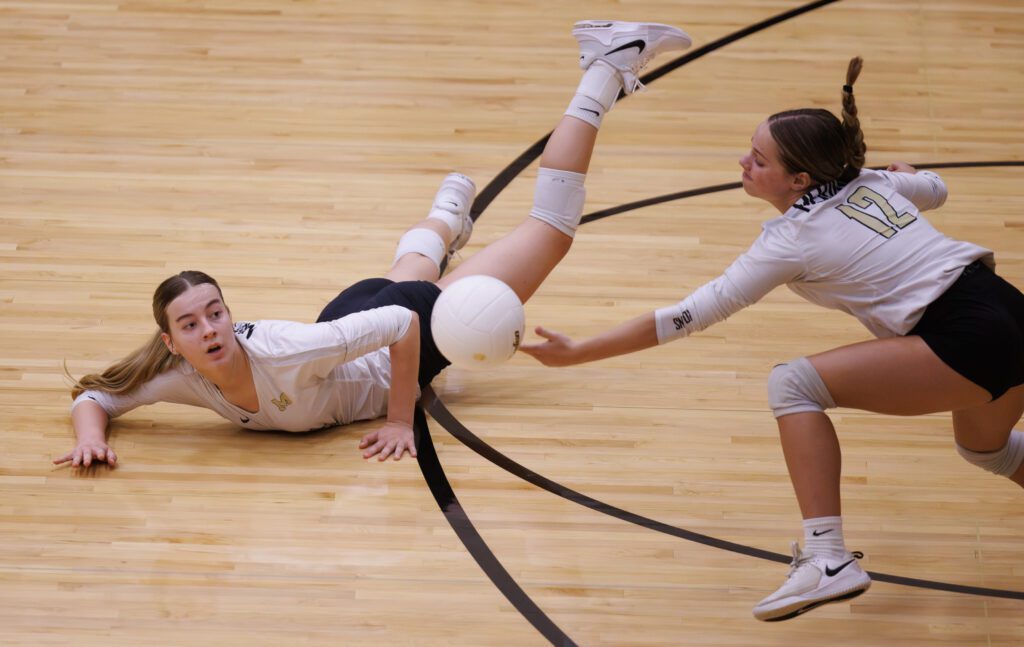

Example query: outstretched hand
[518,326,582,367]
[54,440,117,469]
[360,421,417,461]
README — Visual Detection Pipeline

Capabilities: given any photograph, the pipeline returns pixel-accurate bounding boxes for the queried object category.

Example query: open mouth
[206,344,223,355]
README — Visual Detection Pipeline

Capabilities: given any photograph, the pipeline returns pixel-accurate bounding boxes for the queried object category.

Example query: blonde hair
[68,271,226,399]
[767,57,866,186]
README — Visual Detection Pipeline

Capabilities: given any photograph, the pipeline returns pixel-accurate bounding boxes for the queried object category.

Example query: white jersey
[655,169,994,343]
[72,305,413,432]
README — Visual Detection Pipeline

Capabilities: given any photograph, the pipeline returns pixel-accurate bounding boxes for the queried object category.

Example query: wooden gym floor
[1,1,1022,645]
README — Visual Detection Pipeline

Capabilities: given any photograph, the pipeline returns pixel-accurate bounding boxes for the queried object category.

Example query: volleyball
[431,275,525,368]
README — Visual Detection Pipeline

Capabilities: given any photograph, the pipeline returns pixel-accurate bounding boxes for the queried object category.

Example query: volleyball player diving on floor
[57,21,693,465]
[521,57,1024,621]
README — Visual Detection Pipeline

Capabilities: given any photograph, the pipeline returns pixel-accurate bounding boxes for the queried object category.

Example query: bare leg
[952,383,1024,487]
[779,335,993,519]
[437,116,597,303]
[385,219,453,283]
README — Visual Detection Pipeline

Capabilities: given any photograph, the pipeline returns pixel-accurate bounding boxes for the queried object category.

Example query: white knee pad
[392,228,446,269]
[956,429,1024,477]
[529,167,586,238]
[767,357,837,418]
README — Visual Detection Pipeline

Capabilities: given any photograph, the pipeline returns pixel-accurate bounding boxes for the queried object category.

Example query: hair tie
[843,84,854,94]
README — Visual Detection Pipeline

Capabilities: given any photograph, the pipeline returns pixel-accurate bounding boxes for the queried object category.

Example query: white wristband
[654,298,700,344]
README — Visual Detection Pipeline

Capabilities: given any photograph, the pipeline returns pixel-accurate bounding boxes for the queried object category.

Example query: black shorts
[909,260,1024,400]
[317,278,450,388]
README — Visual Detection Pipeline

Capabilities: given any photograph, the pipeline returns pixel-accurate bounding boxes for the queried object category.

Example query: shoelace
[785,541,811,579]
[785,541,865,580]
[622,54,653,94]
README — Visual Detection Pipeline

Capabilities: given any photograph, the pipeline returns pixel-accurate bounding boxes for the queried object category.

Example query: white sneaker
[752,542,871,622]
[430,172,477,254]
[572,20,692,94]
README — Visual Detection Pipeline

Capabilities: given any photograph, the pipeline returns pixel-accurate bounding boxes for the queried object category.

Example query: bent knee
[767,357,837,419]
[956,429,1024,477]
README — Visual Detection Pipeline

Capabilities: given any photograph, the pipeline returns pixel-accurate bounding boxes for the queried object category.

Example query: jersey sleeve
[248,305,413,379]
[877,170,947,211]
[70,368,204,419]
[654,222,805,344]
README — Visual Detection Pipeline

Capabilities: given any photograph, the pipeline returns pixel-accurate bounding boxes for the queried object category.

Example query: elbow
[922,171,949,209]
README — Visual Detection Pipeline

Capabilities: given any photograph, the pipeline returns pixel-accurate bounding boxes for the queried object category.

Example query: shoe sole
[754,582,871,622]
[571,21,692,50]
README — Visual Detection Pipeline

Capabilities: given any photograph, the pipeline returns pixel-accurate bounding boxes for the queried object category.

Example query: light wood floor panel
[2,0,1022,645]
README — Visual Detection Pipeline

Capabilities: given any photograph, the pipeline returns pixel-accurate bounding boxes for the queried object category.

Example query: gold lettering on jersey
[837,186,917,239]
[271,392,293,411]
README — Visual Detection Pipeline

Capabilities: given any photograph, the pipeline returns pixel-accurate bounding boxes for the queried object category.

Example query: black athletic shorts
[909,260,1024,400]
[317,278,450,388]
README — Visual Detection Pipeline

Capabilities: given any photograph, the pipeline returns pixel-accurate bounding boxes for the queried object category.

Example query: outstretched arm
[519,311,658,367]
[359,312,421,461]
[55,400,117,468]
[521,223,805,367]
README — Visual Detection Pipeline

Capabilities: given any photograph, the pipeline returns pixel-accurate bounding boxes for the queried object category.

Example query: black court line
[424,392,1024,602]
[413,0,1024,641]
[412,405,578,647]
[582,161,1024,223]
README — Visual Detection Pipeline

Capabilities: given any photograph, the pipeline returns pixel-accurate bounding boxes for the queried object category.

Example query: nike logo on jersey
[579,107,601,116]
[812,529,833,536]
[606,39,646,56]
[271,392,292,412]
[824,559,856,577]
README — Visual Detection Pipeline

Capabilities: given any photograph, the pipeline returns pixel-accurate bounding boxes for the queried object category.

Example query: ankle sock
[803,516,847,559]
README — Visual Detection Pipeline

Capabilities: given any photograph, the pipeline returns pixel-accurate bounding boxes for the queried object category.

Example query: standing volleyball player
[58,21,693,465]
[521,57,1024,620]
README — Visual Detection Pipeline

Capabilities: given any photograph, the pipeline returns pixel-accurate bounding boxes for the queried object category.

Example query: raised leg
[437,21,692,304]
[386,173,477,283]
[437,116,597,303]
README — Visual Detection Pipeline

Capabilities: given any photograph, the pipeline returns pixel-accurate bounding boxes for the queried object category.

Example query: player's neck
[203,343,259,413]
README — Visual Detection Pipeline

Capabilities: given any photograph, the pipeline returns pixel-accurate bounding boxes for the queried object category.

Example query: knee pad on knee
[392,228,446,269]
[956,429,1024,477]
[529,167,586,238]
[767,357,837,418]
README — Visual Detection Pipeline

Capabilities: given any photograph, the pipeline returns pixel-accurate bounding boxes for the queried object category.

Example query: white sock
[392,228,446,269]
[426,207,462,241]
[564,60,622,129]
[803,516,847,559]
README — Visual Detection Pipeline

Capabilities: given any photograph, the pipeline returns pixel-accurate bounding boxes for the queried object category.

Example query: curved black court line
[470,0,843,220]
[427,4,849,640]
[419,0,1023,641]
[424,392,1024,602]
[582,161,1024,224]
[412,406,579,647]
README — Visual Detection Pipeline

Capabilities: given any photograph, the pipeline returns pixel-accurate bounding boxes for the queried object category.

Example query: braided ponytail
[841,56,866,172]
[768,56,869,188]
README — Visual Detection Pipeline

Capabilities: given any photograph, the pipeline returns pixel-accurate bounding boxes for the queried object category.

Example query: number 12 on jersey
[836,186,917,239]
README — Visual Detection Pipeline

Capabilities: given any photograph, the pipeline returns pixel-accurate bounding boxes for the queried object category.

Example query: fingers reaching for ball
[518,326,580,367]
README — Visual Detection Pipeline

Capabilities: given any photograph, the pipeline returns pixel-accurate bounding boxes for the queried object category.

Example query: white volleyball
[431,275,525,368]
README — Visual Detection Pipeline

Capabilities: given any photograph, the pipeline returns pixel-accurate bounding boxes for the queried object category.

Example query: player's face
[739,121,803,209]
[161,283,237,369]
